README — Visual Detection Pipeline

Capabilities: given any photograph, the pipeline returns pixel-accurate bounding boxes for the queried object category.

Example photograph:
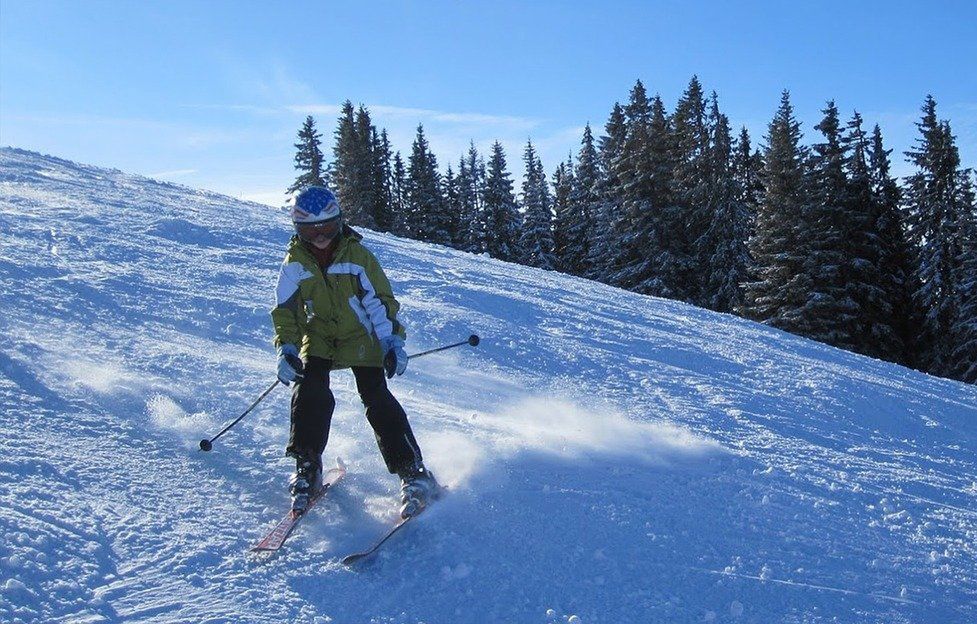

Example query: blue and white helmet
[290,186,342,224]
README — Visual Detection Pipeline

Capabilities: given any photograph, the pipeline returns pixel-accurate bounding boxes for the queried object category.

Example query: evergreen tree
[952,172,977,382]
[443,164,464,247]
[743,91,810,331]
[904,96,975,379]
[842,111,899,359]
[458,142,487,253]
[351,106,378,228]
[390,151,407,236]
[331,102,369,226]
[483,141,520,261]
[797,100,860,349]
[606,80,655,290]
[456,156,473,247]
[669,75,711,303]
[622,92,675,296]
[329,104,396,230]
[565,125,601,277]
[600,82,676,295]
[371,129,394,232]
[586,103,627,281]
[700,93,750,313]
[405,125,449,244]
[519,141,556,269]
[288,115,327,194]
[869,124,918,367]
[551,156,576,273]
[732,127,763,232]
[730,126,763,315]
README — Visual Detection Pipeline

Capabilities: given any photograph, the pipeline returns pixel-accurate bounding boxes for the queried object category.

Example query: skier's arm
[358,250,406,342]
[271,260,312,349]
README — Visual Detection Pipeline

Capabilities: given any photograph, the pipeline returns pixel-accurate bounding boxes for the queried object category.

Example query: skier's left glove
[277,344,305,386]
[380,335,408,379]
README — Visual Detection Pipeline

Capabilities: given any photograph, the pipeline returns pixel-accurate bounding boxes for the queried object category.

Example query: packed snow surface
[1,147,976,623]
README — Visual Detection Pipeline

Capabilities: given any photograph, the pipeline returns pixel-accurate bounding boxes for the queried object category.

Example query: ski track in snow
[1,147,976,623]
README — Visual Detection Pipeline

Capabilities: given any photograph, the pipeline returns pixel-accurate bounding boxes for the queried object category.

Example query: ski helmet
[291,185,341,223]
[290,186,343,242]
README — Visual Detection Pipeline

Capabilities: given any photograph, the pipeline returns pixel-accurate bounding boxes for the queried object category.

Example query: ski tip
[336,456,347,471]
[341,553,365,566]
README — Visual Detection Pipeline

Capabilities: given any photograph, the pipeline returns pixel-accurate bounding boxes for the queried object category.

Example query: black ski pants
[286,356,424,477]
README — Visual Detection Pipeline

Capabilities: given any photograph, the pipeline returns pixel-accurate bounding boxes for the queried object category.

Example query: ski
[341,488,445,566]
[340,513,417,566]
[250,465,347,552]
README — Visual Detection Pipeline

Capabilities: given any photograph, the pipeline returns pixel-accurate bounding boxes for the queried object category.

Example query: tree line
[287,78,977,384]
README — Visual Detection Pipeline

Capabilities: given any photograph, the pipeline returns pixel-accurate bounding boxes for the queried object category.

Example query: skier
[271,185,440,517]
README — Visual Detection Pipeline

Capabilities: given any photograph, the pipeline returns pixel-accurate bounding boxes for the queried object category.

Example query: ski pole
[200,335,480,451]
[199,379,280,452]
[408,334,480,359]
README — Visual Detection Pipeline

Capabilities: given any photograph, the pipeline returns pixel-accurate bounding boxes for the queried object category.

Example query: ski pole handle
[199,379,280,452]
[409,334,480,360]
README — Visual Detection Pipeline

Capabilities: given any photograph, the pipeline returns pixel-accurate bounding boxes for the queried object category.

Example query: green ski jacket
[271,226,406,369]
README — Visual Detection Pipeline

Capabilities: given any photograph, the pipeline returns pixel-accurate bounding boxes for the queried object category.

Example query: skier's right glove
[277,344,305,385]
[380,335,408,379]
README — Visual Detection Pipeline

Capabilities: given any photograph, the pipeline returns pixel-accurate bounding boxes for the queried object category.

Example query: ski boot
[398,466,442,519]
[289,457,322,513]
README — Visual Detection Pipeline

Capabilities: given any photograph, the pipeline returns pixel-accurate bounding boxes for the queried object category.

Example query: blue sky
[2,0,975,206]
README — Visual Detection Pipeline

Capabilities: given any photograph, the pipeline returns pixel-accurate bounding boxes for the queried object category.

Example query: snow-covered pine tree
[287,115,327,194]
[456,156,473,248]
[348,106,377,229]
[551,156,576,273]
[458,142,487,254]
[743,91,811,331]
[629,93,676,297]
[904,96,974,378]
[371,129,394,232]
[952,171,977,382]
[669,76,711,304]
[730,126,763,316]
[842,111,899,360]
[586,103,627,282]
[565,125,601,277]
[700,93,750,313]
[390,151,407,236]
[794,100,860,349]
[331,102,368,226]
[443,164,464,248]
[405,124,448,245]
[605,80,655,290]
[518,141,556,269]
[732,126,763,232]
[603,82,676,296]
[869,124,919,367]
[482,141,520,261]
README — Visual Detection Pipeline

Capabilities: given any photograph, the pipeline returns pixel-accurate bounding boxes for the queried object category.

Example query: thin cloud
[218,58,318,107]
[371,105,541,129]
[178,103,283,116]
[286,104,343,116]
[5,112,171,131]
[3,113,259,149]
[287,103,541,131]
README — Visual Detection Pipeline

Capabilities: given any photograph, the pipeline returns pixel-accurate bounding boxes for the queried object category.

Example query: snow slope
[1,146,976,623]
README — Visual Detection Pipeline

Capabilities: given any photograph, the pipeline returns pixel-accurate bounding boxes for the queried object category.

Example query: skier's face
[296,218,341,247]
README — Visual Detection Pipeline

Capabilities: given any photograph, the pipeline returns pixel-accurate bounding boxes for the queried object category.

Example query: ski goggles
[295,218,341,242]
